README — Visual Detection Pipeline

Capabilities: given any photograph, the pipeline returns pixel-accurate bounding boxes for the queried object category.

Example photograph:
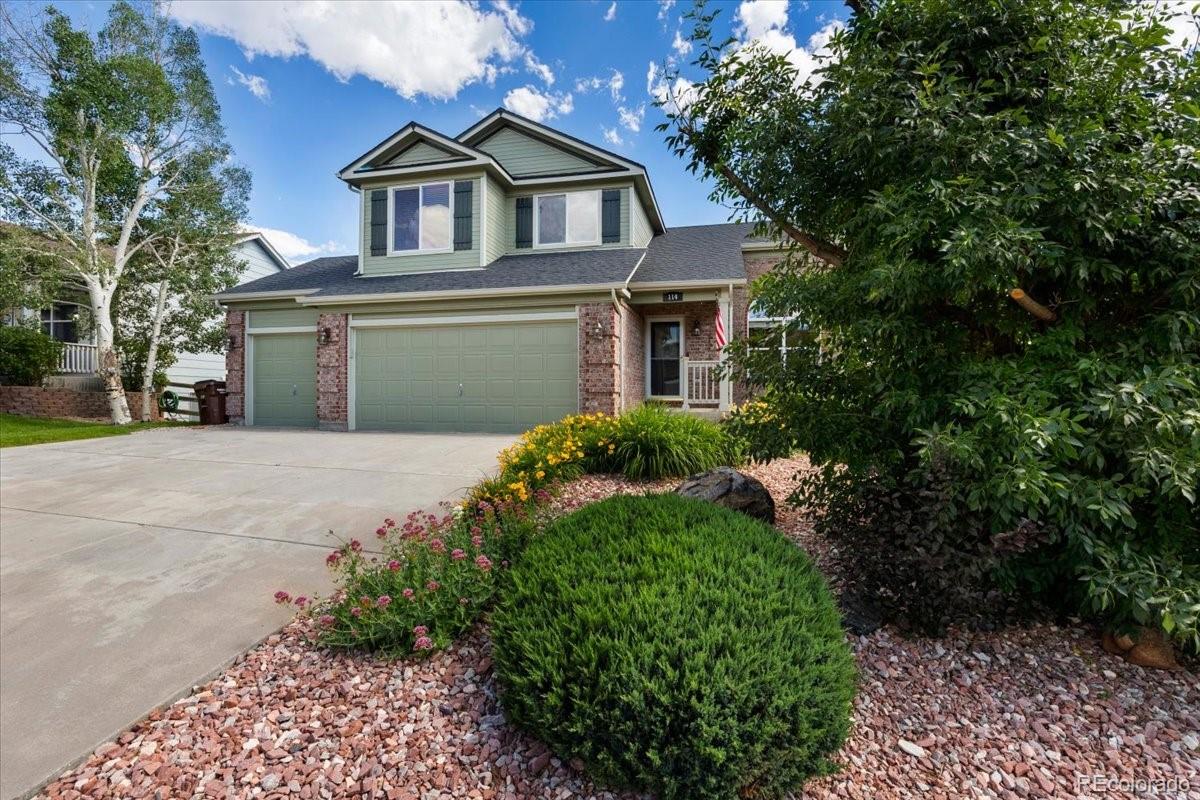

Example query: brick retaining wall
[0,386,160,421]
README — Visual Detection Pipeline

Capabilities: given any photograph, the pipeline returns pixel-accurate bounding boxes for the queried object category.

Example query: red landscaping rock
[35,456,1199,800]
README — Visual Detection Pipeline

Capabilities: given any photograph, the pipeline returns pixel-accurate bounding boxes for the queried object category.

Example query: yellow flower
[536,470,545,479]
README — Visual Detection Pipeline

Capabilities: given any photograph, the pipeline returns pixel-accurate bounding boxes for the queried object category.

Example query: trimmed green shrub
[478,405,740,506]
[596,402,739,480]
[0,326,64,386]
[491,494,856,800]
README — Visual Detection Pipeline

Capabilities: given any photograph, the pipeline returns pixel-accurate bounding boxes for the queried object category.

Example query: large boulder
[675,467,776,524]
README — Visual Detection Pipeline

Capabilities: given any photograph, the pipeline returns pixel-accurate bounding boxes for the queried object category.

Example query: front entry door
[649,320,682,397]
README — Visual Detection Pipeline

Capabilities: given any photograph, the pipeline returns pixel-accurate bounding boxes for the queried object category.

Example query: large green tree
[117,150,249,420]
[0,2,237,423]
[665,0,1199,649]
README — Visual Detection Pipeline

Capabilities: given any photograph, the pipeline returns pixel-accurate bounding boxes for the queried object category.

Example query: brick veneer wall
[225,309,246,424]
[735,250,787,405]
[578,303,620,414]
[619,301,644,410]
[0,386,160,421]
[317,313,349,431]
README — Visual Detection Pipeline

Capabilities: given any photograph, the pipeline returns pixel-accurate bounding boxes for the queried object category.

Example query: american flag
[714,306,727,349]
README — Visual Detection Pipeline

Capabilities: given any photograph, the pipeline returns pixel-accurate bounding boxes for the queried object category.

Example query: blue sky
[59,1,848,263]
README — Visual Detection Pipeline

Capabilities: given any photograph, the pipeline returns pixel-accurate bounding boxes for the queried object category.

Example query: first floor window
[392,182,451,253]
[41,302,81,343]
[649,320,682,396]
[536,190,599,246]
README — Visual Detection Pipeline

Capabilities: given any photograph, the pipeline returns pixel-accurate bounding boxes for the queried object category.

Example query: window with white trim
[390,182,452,254]
[535,190,600,246]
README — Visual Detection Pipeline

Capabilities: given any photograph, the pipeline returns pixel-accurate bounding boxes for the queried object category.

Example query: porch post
[718,288,731,411]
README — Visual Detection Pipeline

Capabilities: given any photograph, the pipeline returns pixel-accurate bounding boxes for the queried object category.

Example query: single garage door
[251,332,317,427]
[354,320,577,433]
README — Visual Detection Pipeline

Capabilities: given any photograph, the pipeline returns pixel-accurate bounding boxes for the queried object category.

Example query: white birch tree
[0,1,232,423]
[118,151,249,420]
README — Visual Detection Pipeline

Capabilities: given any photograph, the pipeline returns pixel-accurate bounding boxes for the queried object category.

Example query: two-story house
[216,109,784,433]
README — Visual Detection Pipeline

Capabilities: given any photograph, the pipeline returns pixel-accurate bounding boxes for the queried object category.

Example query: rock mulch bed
[38,457,1199,800]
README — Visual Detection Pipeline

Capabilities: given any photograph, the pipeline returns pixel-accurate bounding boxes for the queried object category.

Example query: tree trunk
[90,283,131,425]
[141,279,169,422]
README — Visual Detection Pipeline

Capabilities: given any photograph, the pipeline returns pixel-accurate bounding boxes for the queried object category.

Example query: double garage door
[353,319,577,433]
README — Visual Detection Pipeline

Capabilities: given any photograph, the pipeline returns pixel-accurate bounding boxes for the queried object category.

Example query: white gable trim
[338,124,499,180]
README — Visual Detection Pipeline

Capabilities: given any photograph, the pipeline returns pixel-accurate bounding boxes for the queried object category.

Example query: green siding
[630,190,653,247]
[483,174,507,265]
[475,127,606,177]
[504,183,632,255]
[355,320,577,433]
[360,174,482,276]
[252,333,317,427]
[248,308,319,328]
[388,140,461,166]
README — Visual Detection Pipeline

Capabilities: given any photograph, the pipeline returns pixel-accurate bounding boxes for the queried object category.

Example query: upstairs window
[535,190,599,247]
[391,182,451,254]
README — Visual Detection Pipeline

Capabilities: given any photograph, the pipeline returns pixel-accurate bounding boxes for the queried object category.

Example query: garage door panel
[252,332,317,427]
[355,319,577,433]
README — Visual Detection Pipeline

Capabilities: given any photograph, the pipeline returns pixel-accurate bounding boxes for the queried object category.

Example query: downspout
[348,184,363,276]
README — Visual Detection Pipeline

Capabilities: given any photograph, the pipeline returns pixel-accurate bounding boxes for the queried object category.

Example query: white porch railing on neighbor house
[682,358,722,409]
[58,342,97,374]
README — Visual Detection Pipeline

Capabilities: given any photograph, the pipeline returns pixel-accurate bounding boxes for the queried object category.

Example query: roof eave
[213,288,320,303]
[297,281,628,306]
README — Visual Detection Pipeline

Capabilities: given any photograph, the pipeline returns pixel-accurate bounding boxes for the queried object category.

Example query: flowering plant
[285,501,538,655]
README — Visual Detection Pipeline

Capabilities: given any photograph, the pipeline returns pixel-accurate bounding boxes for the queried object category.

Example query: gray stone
[674,467,776,523]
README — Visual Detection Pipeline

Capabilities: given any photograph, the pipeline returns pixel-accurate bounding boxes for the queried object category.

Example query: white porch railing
[682,358,722,409]
[58,342,97,374]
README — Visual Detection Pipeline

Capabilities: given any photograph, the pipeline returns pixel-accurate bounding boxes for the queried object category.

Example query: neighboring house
[215,108,786,433]
[3,232,289,392]
[165,232,290,388]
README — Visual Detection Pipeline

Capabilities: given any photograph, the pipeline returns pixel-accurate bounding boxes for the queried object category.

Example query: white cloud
[503,85,574,122]
[602,126,624,146]
[617,103,645,132]
[646,61,660,95]
[604,1,617,22]
[647,60,697,114]
[169,1,539,101]
[672,29,693,57]
[732,1,844,87]
[735,0,789,40]
[574,69,624,102]
[228,66,270,100]
[524,52,555,85]
[657,0,676,21]
[245,225,340,263]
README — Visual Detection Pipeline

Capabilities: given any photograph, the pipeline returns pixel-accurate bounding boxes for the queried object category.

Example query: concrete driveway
[0,425,514,799]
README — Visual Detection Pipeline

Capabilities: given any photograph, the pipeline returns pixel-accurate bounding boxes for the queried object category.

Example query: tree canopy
[665,0,1199,649]
[1,1,241,423]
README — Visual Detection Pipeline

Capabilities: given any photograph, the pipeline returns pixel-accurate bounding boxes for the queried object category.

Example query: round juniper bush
[491,493,857,800]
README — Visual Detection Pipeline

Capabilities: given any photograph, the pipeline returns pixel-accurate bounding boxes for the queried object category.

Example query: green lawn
[0,413,190,448]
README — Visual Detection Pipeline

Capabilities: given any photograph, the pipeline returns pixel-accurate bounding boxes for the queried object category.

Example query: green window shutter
[515,196,533,249]
[453,180,473,251]
[601,189,621,243]
[370,189,388,256]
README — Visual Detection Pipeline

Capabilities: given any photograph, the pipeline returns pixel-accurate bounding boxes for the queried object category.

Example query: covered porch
[615,286,738,415]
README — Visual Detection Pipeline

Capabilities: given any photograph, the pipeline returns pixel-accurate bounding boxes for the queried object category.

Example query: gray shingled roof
[220,223,758,299]
[220,248,645,298]
[630,223,755,284]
